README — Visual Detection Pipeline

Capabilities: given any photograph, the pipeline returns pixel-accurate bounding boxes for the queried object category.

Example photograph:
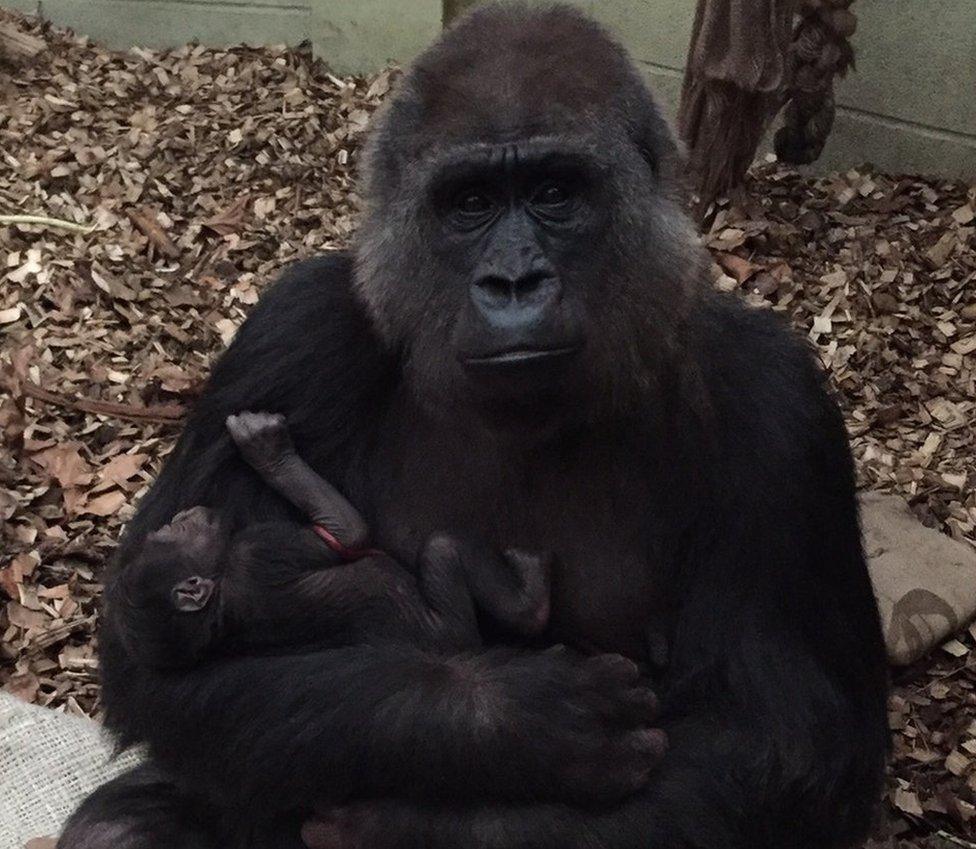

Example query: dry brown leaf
[4,671,41,703]
[30,443,92,489]
[126,206,180,259]
[893,788,924,817]
[716,252,760,284]
[82,489,128,517]
[99,453,149,487]
[203,195,251,236]
[6,601,48,630]
[926,232,957,268]
[946,750,972,777]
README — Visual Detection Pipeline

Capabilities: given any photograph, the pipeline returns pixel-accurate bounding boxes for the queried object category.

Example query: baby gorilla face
[141,506,224,612]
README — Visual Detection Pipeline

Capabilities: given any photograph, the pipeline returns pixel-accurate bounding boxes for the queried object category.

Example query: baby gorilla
[118,412,550,668]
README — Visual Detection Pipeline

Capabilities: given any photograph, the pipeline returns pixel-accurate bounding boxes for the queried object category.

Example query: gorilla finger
[303,807,367,849]
[170,505,213,524]
[225,414,249,441]
[627,727,669,760]
[301,819,352,849]
[616,687,660,723]
[582,759,652,801]
[253,410,284,430]
[581,653,640,687]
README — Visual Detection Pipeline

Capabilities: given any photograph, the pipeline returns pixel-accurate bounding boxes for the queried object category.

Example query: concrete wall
[7,0,313,50]
[6,0,975,177]
[582,0,976,178]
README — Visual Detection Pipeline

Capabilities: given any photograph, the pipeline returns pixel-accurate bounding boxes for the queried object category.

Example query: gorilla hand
[302,803,392,849]
[226,411,296,478]
[376,648,664,807]
[491,650,667,804]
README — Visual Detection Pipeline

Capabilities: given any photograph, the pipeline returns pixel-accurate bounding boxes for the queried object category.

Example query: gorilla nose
[470,270,561,327]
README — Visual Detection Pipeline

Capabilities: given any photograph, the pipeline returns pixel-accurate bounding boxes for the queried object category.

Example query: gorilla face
[357,135,700,426]
[353,4,705,426]
[429,139,607,390]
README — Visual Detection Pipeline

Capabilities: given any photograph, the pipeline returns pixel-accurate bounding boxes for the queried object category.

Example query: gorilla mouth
[462,345,582,370]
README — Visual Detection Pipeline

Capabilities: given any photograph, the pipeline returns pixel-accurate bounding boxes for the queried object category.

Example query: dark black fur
[60,4,887,849]
[118,506,551,667]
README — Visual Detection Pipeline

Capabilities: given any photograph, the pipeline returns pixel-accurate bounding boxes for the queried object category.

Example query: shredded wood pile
[0,10,973,847]
[707,170,976,849]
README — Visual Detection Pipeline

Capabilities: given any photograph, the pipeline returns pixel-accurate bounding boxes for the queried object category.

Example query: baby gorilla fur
[118,412,553,668]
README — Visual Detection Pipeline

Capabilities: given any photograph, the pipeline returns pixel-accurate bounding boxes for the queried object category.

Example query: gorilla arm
[302,311,889,849]
[101,256,663,812]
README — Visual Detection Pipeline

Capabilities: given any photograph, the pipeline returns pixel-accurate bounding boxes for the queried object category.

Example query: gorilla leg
[58,764,215,849]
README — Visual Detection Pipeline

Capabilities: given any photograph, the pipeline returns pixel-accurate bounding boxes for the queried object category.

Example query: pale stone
[861,492,976,666]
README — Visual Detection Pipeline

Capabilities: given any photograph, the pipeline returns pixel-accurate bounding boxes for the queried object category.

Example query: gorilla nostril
[473,275,515,306]
[471,269,560,318]
[516,270,555,298]
[514,272,560,306]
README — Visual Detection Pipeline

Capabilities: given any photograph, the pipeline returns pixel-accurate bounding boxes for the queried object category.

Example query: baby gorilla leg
[416,535,552,643]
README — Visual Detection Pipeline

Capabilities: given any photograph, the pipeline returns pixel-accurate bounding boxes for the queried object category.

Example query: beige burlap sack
[862,493,976,666]
[0,692,142,848]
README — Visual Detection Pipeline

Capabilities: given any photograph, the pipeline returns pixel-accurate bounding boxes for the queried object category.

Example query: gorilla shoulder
[697,292,842,455]
[226,252,367,361]
[200,252,392,426]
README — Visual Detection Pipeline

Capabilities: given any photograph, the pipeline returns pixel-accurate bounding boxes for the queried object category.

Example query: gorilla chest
[365,428,672,659]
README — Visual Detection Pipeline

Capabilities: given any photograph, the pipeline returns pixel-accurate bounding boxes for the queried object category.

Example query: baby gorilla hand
[226,411,295,478]
[227,410,369,548]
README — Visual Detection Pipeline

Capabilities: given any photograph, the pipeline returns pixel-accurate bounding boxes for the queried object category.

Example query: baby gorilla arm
[119,413,553,668]
[221,525,485,652]
[226,411,552,640]
[223,527,548,653]
[226,411,370,548]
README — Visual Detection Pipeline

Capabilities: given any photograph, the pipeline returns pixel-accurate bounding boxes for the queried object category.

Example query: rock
[860,492,976,666]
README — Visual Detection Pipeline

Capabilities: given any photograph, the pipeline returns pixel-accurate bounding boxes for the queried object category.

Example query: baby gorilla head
[117,506,228,668]
[136,506,225,613]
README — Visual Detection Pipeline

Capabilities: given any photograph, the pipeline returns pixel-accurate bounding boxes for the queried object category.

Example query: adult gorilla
[61,4,888,849]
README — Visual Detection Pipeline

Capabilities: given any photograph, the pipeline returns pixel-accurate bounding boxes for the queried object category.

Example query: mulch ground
[1,10,974,848]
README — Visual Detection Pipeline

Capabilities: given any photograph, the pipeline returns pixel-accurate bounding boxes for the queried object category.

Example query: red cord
[312,524,385,562]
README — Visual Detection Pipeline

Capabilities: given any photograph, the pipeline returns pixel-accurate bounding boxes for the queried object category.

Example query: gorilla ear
[626,92,685,177]
[172,576,216,612]
[623,92,688,202]
[361,75,427,204]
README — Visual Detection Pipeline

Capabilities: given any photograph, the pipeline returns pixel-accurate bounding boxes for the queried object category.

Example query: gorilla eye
[533,183,570,207]
[455,191,494,217]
